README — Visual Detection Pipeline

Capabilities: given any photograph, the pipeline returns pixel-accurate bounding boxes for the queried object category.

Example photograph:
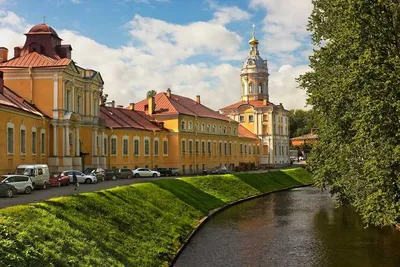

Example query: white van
[15,164,50,189]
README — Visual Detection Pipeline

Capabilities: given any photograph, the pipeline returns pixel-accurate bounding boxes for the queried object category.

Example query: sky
[0,0,313,110]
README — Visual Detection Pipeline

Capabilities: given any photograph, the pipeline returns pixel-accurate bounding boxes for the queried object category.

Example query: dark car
[154,167,173,176]
[170,168,181,176]
[0,183,18,197]
[49,172,70,186]
[104,169,120,180]
[114,168,133,179]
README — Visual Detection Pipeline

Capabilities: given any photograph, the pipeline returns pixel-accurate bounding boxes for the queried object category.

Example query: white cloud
[209,2,251,25]
[0,7,308,111]
[71,0,80,4]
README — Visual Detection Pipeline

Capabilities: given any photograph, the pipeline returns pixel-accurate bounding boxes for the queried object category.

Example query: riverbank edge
[169,182,313,266]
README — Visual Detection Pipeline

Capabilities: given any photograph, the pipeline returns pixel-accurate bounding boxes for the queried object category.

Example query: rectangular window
[201,124,205,131]
[188,140,193,155]
[224,143,227,156]
[144,139,150,155]
[219,142,222,156]
[111,138,117,155]
[195,141,199,154]
[202,141,206,155]
[249,115,254,122]
[253,145,256,154]
[163,140,168,155]
[66,91,70,111]
[182,140,186,155]
[244,144,247,155]
[7,127,14,154]
[229,143,232,155]
[240,144,243,154]
[104,137,108,155]
[41,132,45,155]
[77,96,82,114]
[20,129,26,154]
[134,139,139,156]
[208,141,212,155]
[32,131,37,155]
[154,140,159,156]
[123,139,128,155]
[239,115,245,122]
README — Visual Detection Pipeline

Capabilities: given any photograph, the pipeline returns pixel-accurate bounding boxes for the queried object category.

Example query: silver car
[132,168,161,178]
[1,175,34,194]
[63,170,97,184]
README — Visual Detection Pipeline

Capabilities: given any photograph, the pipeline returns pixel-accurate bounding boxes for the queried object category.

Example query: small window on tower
[249,115,254,122]
[240,115,245,122]
[258,83,262,94]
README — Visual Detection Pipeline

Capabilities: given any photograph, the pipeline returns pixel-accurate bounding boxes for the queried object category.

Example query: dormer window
[144,105,149,111]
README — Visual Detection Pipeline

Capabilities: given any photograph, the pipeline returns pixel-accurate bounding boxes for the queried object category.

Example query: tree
[146,90,157,99]
[288,109,316,138]
[298,0,400,227]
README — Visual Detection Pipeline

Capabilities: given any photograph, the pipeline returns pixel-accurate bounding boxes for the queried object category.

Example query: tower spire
[252,24,255,38]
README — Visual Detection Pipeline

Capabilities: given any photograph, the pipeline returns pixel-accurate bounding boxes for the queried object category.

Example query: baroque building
[220,26,290,167]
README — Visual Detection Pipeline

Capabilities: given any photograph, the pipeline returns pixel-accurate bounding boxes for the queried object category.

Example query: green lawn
[0,167,312,267]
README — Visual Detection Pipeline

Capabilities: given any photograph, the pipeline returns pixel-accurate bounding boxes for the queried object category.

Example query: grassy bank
[0,168,312,267]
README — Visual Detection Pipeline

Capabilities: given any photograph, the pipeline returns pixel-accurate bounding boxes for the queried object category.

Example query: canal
[174,187,400,267]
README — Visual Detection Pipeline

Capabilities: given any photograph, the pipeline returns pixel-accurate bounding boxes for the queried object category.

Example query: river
[174,186,400,267]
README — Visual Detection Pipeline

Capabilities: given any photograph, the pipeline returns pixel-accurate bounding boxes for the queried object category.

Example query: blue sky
[0,0,313,109]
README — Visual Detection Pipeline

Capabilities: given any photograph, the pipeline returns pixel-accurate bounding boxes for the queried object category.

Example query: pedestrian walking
[73,172,79,190]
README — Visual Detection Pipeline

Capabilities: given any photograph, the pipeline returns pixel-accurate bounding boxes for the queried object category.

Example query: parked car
[15,164,50,189]
[62,170,97,184]
[132,168,161,178]
[49,172,70,186]
[170,168,181,176]
[0,182,18,198]
[83,168,105,181]
[114,168,133,179]
[154,167,173,176]
[104,169,120,180]
[0,175,34,194]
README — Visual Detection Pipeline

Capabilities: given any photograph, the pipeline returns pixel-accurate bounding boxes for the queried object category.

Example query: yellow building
[220,26,290,167]
[0,23,260,175]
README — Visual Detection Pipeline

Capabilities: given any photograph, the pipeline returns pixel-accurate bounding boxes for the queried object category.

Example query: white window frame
[201,123,205,132]
[103,135,108,156]
[111,135,117,156]
[181,120,186,131]
[163,138,168,156]
[7,122,14,155]
[144,137,150,156]
[32,127,37,155]
[20,125,26,155]
[122,136,129,156]
[188,121,192,131]
[154,137,159,156]
[133,136,140,156]
[40,129,46,155]
[181,138,186,156]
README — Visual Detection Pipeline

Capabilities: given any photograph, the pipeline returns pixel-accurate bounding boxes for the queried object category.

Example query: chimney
[128,102,135,110]
[196,95,201,104]
[166,88,171,98]
[0,71,4,94]
[148,96,155,115]
[117,105,124,108]
[263,98,268,106]
[0,47,8,63]
[14,46,21,58]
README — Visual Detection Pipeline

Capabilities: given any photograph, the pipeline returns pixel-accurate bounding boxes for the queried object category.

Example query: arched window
[249,82,253,93]
[181,120,186,130]
[258,83,262,94]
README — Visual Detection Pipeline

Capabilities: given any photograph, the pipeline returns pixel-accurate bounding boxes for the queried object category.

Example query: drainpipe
[29,67,33,104]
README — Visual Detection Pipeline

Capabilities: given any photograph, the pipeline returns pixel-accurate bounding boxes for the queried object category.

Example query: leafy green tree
[146,90,157,99]
[288,109,316,138]
[298,0,400,227]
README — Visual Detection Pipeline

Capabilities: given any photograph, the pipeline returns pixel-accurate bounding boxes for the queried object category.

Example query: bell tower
[240,25,269,102]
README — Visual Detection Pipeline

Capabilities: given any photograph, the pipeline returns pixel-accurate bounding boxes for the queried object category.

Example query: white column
[94,129,98,156]
[65,125,70,157]
[254,111,259,136]
[99,132,104,156]
[71,87,75,112]
[258,112,263,135]
[244,82,249,101]
[53,124,58,156]
[75,127,80,157]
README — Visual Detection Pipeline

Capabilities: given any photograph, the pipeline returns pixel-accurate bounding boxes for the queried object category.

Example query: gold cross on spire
[252,24,255,38]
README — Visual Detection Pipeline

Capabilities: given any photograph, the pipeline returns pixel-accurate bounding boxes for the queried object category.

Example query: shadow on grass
[234,170,303,193]
[151,179,225,214]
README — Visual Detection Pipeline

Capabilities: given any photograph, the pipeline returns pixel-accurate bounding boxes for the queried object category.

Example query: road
[0,162,306,209]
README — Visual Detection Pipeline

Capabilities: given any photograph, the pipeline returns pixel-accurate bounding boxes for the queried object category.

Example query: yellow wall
[0,108,49,175]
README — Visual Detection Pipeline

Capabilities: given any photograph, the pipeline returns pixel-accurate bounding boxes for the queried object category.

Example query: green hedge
[0,168,312,267]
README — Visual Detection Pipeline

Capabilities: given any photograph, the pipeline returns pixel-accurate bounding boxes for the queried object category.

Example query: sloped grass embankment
[0,167,312,267]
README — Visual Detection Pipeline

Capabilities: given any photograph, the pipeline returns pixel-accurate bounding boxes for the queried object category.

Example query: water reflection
[174,187,400,267]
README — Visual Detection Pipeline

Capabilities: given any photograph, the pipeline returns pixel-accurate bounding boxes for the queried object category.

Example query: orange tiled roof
[238,125,259,139]
[0,86,46,117]
[290,133,318,140]
[0,52,71,68]
[100,106,166,131]
[220,100,275,111]
[135,92,233,122]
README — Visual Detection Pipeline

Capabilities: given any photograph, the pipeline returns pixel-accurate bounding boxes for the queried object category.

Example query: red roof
[238,125,259,139]
[135,92,233,122]
[0,52,71,68]
[0,86,45,117]
[220,100,275,111]
[100,106,166,131]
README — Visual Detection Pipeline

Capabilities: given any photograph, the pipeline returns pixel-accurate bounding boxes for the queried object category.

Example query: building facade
[0,23,260,175]
[220,27,290,167]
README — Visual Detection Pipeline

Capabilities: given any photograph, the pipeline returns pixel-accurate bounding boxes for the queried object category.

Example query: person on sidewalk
[73,173,79,190]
